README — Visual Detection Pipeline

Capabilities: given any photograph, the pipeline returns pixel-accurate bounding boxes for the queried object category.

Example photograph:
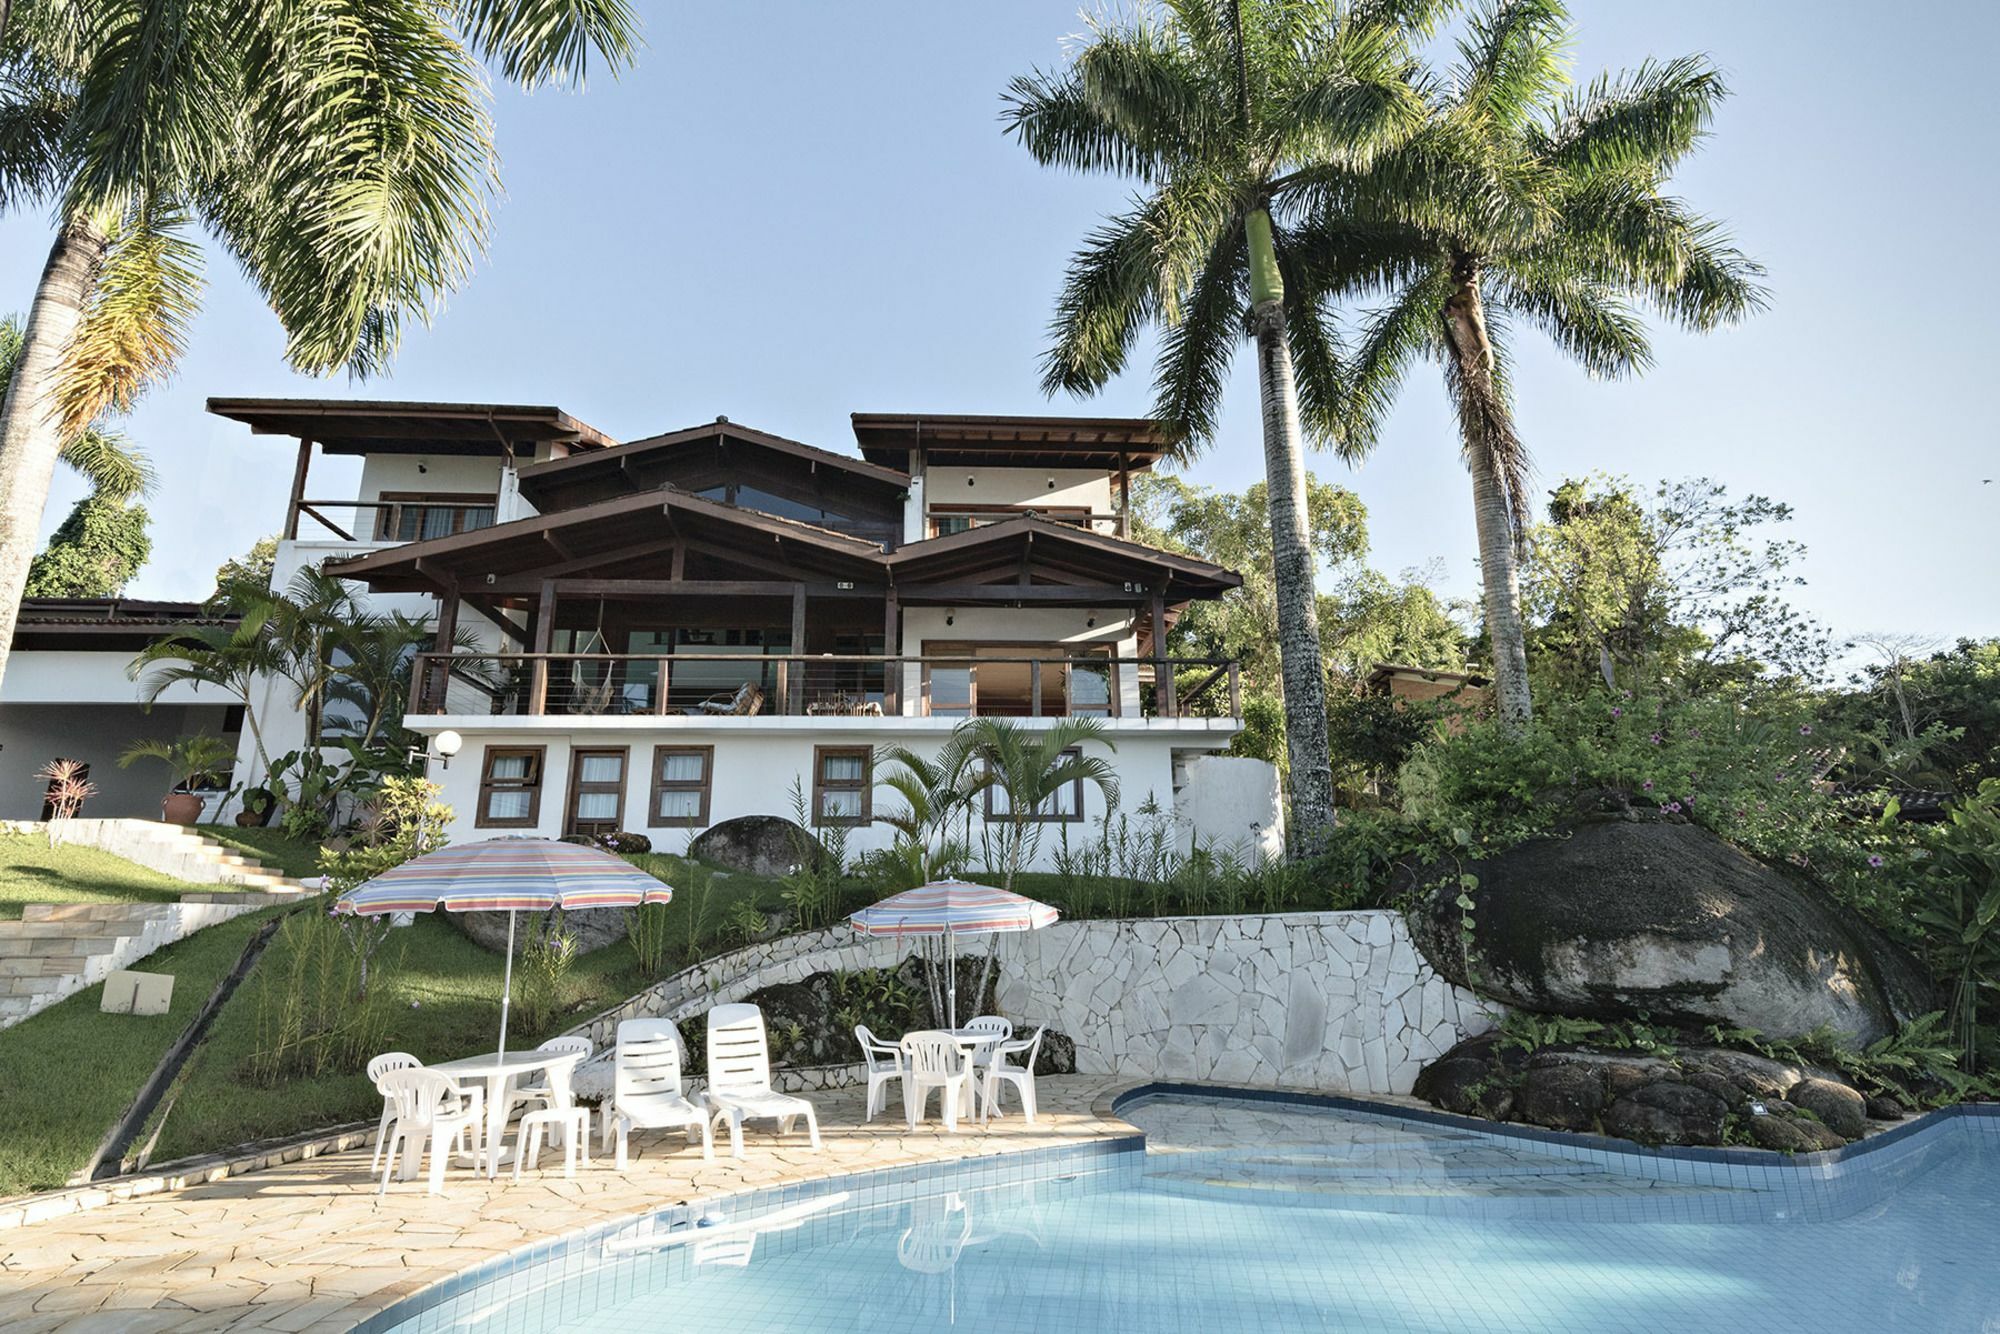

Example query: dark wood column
[529,578,556,714]
[789,583,807,713]
[425,582,459,712]
[883,586,900,714]
[284,438,311,540]
[1150,586,1172,716]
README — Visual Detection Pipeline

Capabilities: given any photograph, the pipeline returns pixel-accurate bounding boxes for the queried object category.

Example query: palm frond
[1149,218,1244,456]
[1487,261,1652,379]
[57,425,155,498]
[1549,174,1769,328]
[1073,19,1226,176]
[1538,54,1725,175]
[1453,0,1573,135]
[1443,295,1531,534]
[0,48,70,211]
[1265,12,1426,169]
[445,0,640,89]
[55,195,201,436]
[1004,64,1171,180]
[1335,269,1448,458]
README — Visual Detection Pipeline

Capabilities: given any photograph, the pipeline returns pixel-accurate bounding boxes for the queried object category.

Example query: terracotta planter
[161,792,205,826]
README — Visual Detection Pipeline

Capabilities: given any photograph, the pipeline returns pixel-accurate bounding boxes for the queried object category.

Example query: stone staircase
[0,824,312,1027]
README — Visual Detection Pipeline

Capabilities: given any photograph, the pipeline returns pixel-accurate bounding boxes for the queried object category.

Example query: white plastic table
[432,1048,586,1179]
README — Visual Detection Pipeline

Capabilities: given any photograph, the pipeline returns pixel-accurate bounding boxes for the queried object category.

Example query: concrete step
[19,902,171,923]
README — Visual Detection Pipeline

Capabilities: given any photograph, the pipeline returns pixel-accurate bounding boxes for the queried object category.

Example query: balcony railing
[409,652,1241,721]
[925,508,1127,539]
[289,498,498,544]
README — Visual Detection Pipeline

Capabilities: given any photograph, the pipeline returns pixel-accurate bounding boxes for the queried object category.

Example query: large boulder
[453,906,630,956]
[690,815,827,878]
[1408,816,1931,1043]
[1788,1077,1868,1140]
[1602,1082,1728,1147]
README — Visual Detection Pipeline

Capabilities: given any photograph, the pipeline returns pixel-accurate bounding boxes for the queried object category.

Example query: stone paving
[0,1077,1129,1334]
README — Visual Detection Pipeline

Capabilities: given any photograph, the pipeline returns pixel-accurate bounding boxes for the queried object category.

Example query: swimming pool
[363,1091,2000,1333]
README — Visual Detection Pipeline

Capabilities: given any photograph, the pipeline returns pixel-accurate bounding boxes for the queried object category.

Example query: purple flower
[1868,854,1885,868]
[1650,733,1663,745]
[1642,779,1655,791]
[1683,795,1695,806]
[1799,724,1814,736]
[1775,771,1787,781]
[1611,707,1624,718]
[411,1000,422,1009]
[1688,728,1701,739]
[1666,802,1683,813]
[1734,809,1747,819]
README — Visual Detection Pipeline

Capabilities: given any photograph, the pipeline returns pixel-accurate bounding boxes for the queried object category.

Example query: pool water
[373,1093,2000,1334]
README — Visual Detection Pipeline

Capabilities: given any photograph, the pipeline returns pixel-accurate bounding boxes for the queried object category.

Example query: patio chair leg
[615,1122,629,1172]
[699,1118,715,1161]
[370,1107,393,1174]
[427,1127,450,1196]
[804,1107,821,1151]
[376,1129,401,1195]
[727,1113,744,1160]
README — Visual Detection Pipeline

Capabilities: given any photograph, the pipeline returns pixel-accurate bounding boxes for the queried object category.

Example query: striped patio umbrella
[849,880,1057,1028]
[334,838,672,1057]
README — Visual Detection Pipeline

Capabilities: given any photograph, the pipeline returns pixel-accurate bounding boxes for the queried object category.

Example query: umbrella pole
[498,909,516,1060]
[946,924,957,1031]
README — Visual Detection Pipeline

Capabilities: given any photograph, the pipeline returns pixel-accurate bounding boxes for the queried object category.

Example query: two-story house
[188,400,1277,863]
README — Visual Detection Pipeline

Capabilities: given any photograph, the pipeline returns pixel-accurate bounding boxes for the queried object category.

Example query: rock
[1683,1069,1747,1107]
[1601,1081,1727,1146]
[690,815,827,877]
[452,905,631,956]
[1680,1049,1802,1103]
[1412,1033,1520,1119]
[1407,817,1931,1042]
[1865,1093,1908,1121]
[1744,1110,1846,1153]
[1518,1062,1607,1132]
[1035,1031,1077,1077]
[1787,1077,1868,1140]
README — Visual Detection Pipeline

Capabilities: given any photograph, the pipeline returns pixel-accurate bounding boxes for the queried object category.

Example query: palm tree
[872,733,985,889]
[0,313,153,501]
[961,716,1121,1018]
[130,577,284,772]
[1304,0,1766,722]
[0,0,640,691]
[1004,0,1437,849]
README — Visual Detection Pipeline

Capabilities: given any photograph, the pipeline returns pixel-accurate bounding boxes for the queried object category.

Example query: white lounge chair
[705,1003,821,1157]
[901,1031,972,1133]
[375,1067,483,1196]
[601,1019,712,1170]
[855,1024,905,1123]
[981,1026,1045,1126]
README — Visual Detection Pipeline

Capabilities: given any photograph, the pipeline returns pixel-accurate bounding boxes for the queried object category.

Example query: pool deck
[0,1077,1135,1333]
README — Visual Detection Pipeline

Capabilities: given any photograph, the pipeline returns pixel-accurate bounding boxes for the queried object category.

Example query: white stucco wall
[1174,755,1285,862]
[921,465,1112,517]
[354,454,507,507]
[0,702,238,820]
[415,720,1236,868]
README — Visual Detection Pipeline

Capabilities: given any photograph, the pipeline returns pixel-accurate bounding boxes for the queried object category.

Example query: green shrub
[245,909,404,1085]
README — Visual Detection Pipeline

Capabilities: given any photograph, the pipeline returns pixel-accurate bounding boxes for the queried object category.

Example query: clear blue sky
[5,1,1995,658]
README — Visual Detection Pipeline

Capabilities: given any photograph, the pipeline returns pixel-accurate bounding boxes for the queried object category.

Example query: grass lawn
[0,833,197,920]
[142,853,800,1162]
[194,826,325,881]
[0,905,286,1196]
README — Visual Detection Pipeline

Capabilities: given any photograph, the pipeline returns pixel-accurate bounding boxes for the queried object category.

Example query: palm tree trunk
[0,216,109,696]
[1245,208,1335,850]
[1442,264,1533,726]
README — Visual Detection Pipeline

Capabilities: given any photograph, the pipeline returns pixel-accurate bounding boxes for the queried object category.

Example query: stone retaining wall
[568,910,1493,1097]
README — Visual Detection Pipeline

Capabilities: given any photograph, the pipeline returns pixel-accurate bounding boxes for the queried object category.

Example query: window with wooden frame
[926,503,1091,538]
[374,492,497,542]
[983,747,1085,824]
[566,748,629,836]
[649,745,714,828]
[812,746,872,826]
[476,746,545,828]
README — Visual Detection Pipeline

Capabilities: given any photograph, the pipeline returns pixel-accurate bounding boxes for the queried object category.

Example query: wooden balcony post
[528,658,548,716]
[1150,588,1173,717]
[1228,660,1242,719]
[653,657,672,715]
[284,438,311,540]
[1030,659,1043,717]
[883,587,900,715]
[789,584,807,714]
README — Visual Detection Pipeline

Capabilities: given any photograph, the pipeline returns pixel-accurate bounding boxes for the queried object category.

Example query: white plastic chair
[705,1003,822,1158]
[366,1051,421,1175]
[981,1026,1045,1127]
[961,1015,1013,1073]
[900,1031,972,1133]
[855,1024,905,1123]
[375,1067,483,1196]
[600,1019,712,1170]
[515,1057,591,1179]
[506,1035,594,1124]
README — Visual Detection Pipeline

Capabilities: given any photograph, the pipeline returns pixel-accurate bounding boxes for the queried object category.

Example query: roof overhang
[884,516,1240,602]
[207,398,617,457]
[322,486,888,593]
[10,598,237,652]
[851,413,1176,471]
[517,417,906,510]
